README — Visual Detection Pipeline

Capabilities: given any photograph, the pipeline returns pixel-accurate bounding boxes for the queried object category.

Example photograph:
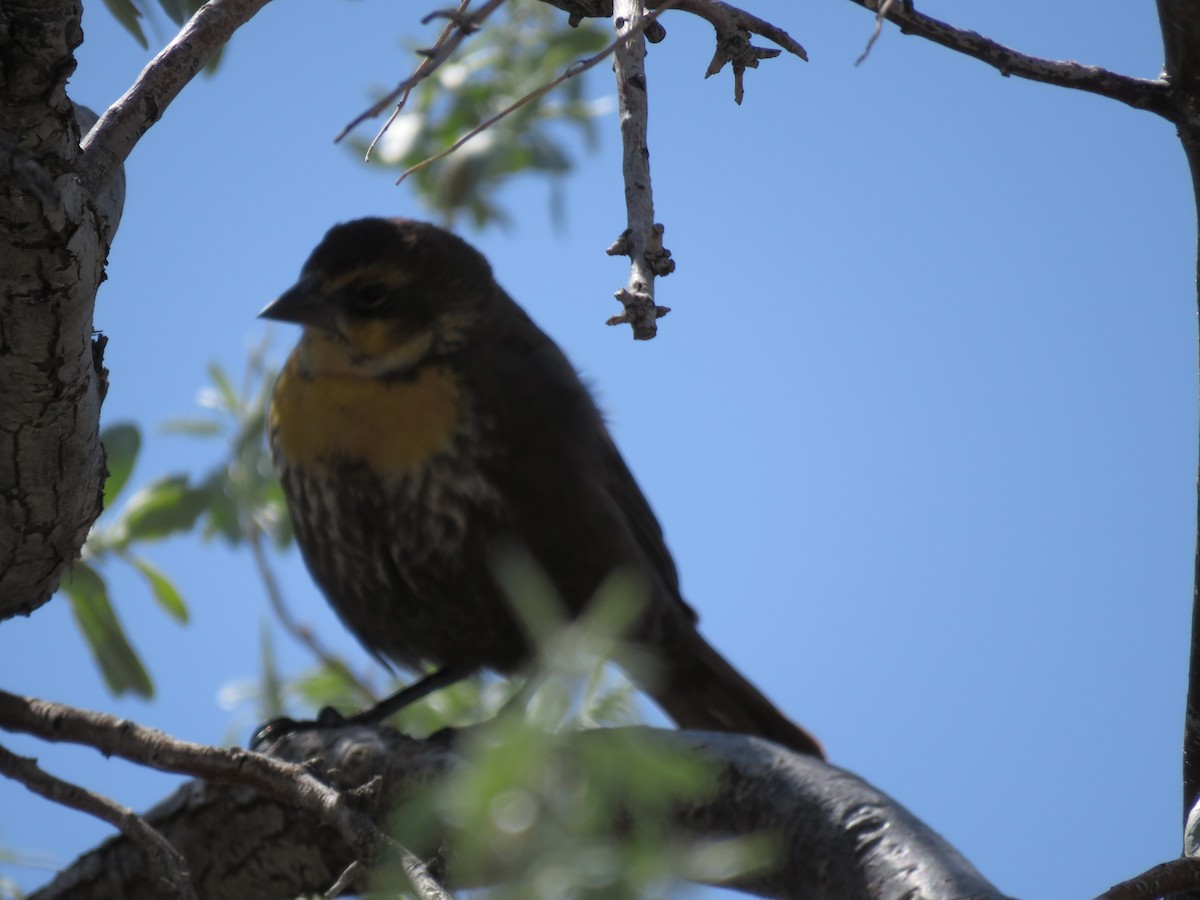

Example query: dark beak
[258,275,336,330]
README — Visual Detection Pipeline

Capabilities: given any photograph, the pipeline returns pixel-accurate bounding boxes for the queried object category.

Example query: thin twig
[336,0,508,143]
[365,0,473,160]
[855,0,895,66]
[845,0,1174,119]
[0,742,196,899]
[79,0,273,195]
[0,690,390,872]
[248,528,378,705]
[396,1,676,186]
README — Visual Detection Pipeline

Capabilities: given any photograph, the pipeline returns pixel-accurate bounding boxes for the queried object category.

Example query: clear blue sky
[1,2,1193,897]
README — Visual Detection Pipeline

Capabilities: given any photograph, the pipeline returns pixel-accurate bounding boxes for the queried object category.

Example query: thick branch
[78,0,273,196]
[31,723,1007,900]
[847,0,1174,120]
[1159,2,1200,867]
[0,0,109,620]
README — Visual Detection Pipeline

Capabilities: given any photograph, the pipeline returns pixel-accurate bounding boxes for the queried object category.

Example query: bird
[258,217,823,757]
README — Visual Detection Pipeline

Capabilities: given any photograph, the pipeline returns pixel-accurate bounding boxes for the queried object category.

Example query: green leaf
[101,422,141,508]
[101,0,148,49]
[129,556,189,622]
[119,475,210,543]
[62,561,153,698]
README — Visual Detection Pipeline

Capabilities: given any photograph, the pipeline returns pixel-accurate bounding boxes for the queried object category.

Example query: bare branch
[658,0,807,104]
[607,0,674,340]
[845,0,1174,120]
[336,0,509,143]
[78,0,272,195]
[0,743,195,900]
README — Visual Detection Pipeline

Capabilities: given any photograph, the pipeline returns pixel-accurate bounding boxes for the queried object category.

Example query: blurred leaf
[160,417,223,437]
[207,362,239,413]
[128,556,189,623]
[156,0,184,23]
[201,476,244,545]
[258,623,285,722]
[101,0,148,48]
[62,562,153,698]
[120,475,210,543]
[101,422,141,508]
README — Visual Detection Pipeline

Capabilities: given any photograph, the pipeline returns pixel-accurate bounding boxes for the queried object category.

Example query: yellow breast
[270,350,461,476]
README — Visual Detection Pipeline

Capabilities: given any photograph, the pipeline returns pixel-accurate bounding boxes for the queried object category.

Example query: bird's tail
[643,630,824,758]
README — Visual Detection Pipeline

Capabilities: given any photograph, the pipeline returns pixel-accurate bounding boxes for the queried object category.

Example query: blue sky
[1,2,1194,897]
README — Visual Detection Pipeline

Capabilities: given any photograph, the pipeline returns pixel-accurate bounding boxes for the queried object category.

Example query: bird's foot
[249,706,348,750]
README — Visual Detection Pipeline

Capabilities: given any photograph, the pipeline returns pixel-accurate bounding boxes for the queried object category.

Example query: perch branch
[0,743,195,899]
[32,725,1009,900]
[336,0,509,143]
[78,0,273,195]
[845,0,1174,120]
[606,0,675,340]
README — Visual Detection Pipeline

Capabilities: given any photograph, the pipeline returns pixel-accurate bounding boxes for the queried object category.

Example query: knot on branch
[607,288,671,340]
[605,224,676,277]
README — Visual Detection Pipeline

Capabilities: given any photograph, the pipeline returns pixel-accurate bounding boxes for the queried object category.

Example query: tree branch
[0,689,445,895]
[843,0,1174,119]
[0,743,195,899]
[606,0,674,340]
[78,0,273,196]
[657,0,807,104]
[335,0,509,144]
[1157,9,1200,894]
[0,0,110,620]
[28,720,1007,900]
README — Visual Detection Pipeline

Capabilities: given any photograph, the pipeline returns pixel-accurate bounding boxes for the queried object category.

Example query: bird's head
[261,218,495,376]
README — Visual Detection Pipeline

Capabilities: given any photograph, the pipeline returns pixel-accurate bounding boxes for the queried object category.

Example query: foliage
[357,0,611,228]
[371,572,772,899]
[62,342,286,697]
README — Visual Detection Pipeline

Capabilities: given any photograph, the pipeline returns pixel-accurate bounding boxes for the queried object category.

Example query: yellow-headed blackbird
[261,218,822,757]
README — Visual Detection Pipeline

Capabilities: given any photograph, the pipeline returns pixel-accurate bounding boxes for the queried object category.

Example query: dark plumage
[261,217,823,757]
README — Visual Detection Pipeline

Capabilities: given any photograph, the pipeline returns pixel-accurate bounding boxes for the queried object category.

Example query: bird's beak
[259,275,336,331]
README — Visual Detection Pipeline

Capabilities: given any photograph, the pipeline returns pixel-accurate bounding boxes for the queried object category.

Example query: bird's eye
[352,283,390,313]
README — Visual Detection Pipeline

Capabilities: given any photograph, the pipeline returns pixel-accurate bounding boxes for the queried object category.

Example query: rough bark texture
[29,725,1009,900]
[0,0,119,619]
